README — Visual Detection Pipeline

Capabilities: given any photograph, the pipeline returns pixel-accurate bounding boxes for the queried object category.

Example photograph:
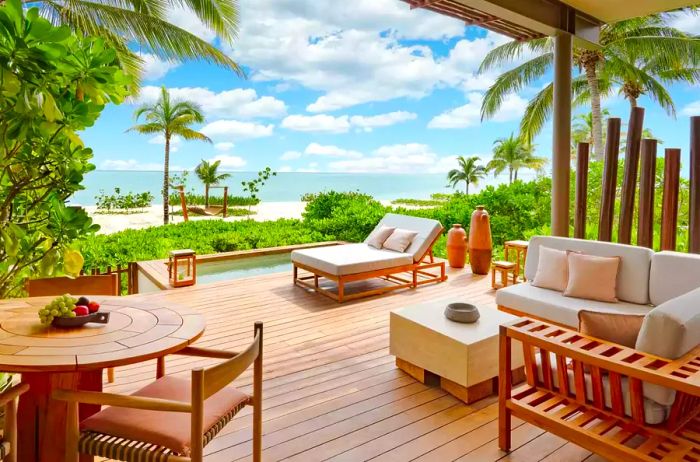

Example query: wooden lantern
[169,249,196,287]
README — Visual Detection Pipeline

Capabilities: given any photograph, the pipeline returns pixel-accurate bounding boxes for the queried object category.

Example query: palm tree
[129,86,211,224]
[446,156,487,195]
[28,0,242,80]
[479,14,700,160]
[571,109,611,158]
[488,134,547,183]
[195,159,231,207]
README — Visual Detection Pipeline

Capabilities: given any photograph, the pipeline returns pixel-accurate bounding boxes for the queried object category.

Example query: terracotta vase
[446,224,468,268]
[468,206,492,275]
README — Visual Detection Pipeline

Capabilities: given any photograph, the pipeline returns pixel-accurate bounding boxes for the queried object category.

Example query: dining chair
[54,322,263,462]
[0,383,29,462]
[26,274,120,382]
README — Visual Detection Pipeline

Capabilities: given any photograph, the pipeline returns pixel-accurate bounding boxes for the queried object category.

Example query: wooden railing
[82,262,138,295]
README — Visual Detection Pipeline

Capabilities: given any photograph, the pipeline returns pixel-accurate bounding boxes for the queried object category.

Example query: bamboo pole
[637,139,657,248]
[690,117,700,253]
[661,148,681,251]
[598,118,622,242]
[574,142,590,239]
[618,107,645,244]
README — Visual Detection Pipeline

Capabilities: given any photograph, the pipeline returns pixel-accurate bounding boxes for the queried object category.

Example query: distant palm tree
[129,86,211,224]
[571,109,611,158]
[488,134,547,183]
[446,156,487,195]
[195,159,231,207]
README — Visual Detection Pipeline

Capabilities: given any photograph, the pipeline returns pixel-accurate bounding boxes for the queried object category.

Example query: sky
[82,0,700,178]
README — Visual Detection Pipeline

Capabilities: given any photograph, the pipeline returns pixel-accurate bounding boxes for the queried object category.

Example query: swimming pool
[196,252,293,284]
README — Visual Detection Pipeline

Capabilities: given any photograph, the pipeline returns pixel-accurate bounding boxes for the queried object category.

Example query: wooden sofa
[291,213,446,302]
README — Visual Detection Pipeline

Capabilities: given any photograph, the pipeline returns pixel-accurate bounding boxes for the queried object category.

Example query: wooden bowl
[444,303,480,323]
[51,312,110,328]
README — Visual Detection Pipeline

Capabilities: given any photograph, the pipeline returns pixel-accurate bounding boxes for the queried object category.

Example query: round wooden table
[0,295,205,462]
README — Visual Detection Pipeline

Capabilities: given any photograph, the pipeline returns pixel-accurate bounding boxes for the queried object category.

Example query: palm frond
[175,127,211,142]
[126,122,164,134]
[180,0,239,43]
[478,37,551,73]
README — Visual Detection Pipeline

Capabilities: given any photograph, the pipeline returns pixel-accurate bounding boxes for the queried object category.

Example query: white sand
[86,202,307,235]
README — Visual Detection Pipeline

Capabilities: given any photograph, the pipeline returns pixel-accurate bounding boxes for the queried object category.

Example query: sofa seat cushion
[649,251,700,306]
[292,243,413,276]
[496,283,653,328]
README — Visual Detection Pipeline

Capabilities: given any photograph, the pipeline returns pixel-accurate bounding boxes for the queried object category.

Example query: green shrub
[96,188,154,213]
[303,191,388,242]
[168,193,259,207]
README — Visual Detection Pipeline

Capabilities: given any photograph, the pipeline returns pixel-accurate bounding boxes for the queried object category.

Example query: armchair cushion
[636,286,700,406]
[578,310,645,348]
[80,375,250,456]
[649,251,700,306]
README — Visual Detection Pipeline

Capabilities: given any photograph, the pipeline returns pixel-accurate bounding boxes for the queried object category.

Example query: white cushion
[382,228,418,253]
[496,283,653,328]
[649,251,700,306]
[291,243,413,276]
[531,247,568,292]
[366,226,395,249]
[635,287,700,405]
[367,214,442,262]
[537,352,668,424]
[524,236,653,305]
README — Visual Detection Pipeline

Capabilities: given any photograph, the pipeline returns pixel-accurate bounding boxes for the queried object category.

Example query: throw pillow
[531,246,569,291]
[366,226,396,249]
[564,252,621,302]
[383,228,418,253]
[578,310,645,348]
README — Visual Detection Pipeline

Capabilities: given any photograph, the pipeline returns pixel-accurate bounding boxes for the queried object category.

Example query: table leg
[18,370,102,462]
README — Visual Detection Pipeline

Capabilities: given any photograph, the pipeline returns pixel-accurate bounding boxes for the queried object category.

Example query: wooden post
[661,148,681,251]
[574,142,590,239]
[690,117,700,253]
[598,118,621,242]
[178,185,188,222]
[222,186,229,218]
[637,139,657,248]
[618,107,645,244]
[551,33,572,237]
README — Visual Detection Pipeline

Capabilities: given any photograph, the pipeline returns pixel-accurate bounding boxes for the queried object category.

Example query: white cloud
[428,92,526,129]
[200,120,274,140]
[147,134,182,152]
[281,114,351,133]
[669,11,700,35]
[134,86,287,119]
[100,159,180,171]
[136,52,179,81]
[280,150,302,160]
[167,6,216,42]
[327,143,458,173]
[350,111,417,131]
[214,142,235,152]
[305,143,363,158]
[208,154,247,170]
[682,101,700,117]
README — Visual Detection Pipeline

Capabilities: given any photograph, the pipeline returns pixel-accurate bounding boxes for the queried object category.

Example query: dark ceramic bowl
[52,311,110,328]
[444,303,480,323]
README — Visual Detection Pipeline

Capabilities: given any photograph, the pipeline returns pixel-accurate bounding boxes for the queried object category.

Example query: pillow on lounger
[366,226,396,249]
[383,228,418,253]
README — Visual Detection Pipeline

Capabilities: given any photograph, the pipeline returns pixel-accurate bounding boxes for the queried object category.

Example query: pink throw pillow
[366,226,396,249]
[531,246,568,292]
[564,252,621,302]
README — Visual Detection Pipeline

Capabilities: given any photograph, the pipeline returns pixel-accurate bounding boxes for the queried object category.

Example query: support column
[551,33,572,237]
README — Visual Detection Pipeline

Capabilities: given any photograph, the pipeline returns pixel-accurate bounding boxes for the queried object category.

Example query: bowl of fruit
[39,294,109,328]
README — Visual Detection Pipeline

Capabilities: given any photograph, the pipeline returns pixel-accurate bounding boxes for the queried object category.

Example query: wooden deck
[104,264,605,462]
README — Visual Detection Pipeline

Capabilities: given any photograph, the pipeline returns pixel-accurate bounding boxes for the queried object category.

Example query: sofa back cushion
[635,286,700,405]
[649,251,700,306]
[368,214,442,262]
[524,236,653,305]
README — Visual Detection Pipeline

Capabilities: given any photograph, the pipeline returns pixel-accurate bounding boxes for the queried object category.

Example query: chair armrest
[504,318,700,397]
[53,389,191,413]
[0,383,29,407]
[173,346,239,359]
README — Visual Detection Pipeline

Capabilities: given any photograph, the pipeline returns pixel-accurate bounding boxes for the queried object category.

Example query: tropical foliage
[129,87,211,224]
[487,134,547,183]
[195,159,231,208]
[479,14,700,159]
[95,188,154,213]
[241,167,276,213]
[0,0,130,298]
[446,156,487,195]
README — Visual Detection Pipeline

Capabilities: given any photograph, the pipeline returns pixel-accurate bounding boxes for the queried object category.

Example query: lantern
[169,249,196,287]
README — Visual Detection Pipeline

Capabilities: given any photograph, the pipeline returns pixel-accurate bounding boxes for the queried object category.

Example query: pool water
[196,253,292,284]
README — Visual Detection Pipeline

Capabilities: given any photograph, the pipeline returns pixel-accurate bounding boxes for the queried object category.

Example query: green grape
[50,309,59,317]
[39,309,49,316]
[67,311,76,318]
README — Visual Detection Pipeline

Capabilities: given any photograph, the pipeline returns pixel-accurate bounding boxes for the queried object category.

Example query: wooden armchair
[54,322,263,462]
[500,318,700,462]
[0,383,29,462]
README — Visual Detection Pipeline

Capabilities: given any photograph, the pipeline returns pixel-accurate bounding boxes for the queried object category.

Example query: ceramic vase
[446,224,468,268]
[468,206,492,275]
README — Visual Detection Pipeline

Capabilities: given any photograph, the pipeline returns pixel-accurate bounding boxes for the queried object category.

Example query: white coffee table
[389,299,525,403]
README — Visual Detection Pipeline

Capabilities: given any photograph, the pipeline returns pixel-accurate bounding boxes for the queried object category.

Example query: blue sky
[82,0,700,180]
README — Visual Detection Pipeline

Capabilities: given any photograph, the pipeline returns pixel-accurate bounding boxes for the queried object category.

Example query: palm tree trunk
[627,95,638,109]
[205,184,210,208]
[509,168,513,184]
[514,169,519,181]
[465,182,469,195]
[163,134,170,225]
[583,62,604,160]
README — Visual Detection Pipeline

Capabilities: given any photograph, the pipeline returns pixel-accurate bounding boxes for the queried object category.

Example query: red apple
[73,306,89,316]
[87,301,100,313]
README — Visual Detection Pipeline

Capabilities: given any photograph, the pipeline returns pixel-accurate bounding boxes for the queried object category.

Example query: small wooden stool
[504,240,529,281]
[492,261,516,289]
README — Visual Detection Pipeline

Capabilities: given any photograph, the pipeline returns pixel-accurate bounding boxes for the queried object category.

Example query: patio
[101,264,600,462]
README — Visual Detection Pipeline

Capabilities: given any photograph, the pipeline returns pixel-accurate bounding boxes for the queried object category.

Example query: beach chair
[291,213,446,302]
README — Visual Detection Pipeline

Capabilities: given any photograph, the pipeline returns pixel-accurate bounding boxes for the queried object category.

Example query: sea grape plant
[0,0,131,297]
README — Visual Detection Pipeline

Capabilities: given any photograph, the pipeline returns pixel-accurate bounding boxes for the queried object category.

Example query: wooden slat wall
[661,148,681,251]
[637,139,657,248]
[618,107,645,244]
[574,143,590,239]
[598,118,622,242]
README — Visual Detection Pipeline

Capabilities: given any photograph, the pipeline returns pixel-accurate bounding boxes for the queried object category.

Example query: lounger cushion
[495,283,653,328]
[524,236,653,305]
[368,214,442,262]
[649,251,700,306]
[292,243,413,276]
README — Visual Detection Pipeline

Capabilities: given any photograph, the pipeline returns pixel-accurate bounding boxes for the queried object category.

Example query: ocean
[72,170,466,205]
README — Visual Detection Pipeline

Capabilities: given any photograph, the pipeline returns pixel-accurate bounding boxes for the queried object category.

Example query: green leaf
[42,91,63,122]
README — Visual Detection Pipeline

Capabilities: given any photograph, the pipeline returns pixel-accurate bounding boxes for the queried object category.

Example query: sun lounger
[292,213,447,302]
